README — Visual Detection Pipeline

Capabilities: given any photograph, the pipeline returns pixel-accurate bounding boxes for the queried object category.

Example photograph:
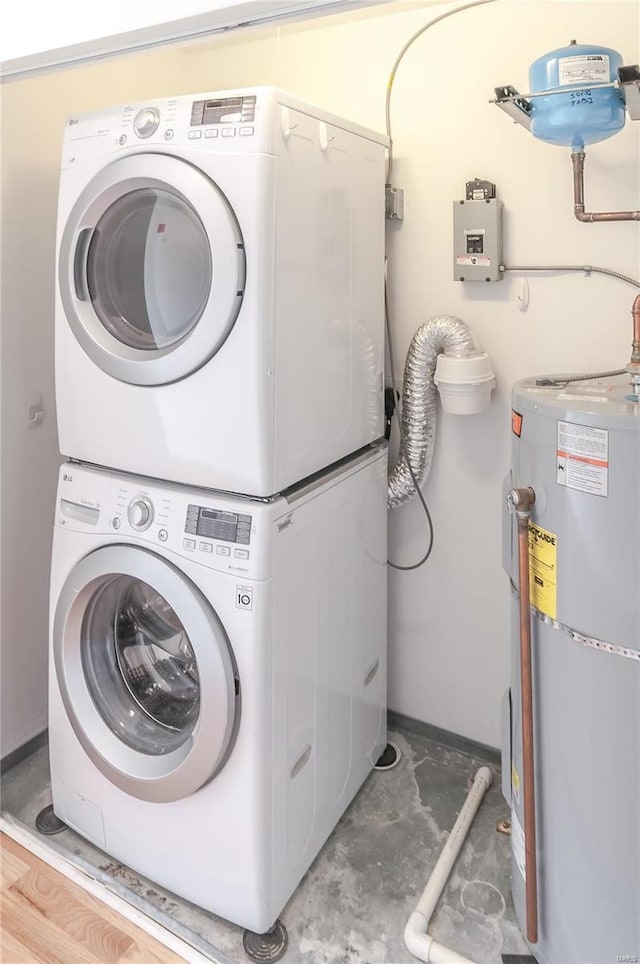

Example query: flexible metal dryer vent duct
[388,315,478,508]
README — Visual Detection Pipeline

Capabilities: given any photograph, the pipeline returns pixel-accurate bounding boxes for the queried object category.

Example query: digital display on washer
[190,95,257,127]
[184,505,251,544]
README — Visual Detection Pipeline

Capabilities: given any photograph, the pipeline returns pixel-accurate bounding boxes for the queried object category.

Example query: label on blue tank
[558,54,610,85]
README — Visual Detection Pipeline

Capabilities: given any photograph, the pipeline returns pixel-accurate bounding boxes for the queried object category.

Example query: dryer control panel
[60,86,387,172]
[60,88,273,169]
[190,95,256,128]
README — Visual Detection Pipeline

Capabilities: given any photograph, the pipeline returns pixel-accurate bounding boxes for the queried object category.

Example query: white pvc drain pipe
[404,766,493,964]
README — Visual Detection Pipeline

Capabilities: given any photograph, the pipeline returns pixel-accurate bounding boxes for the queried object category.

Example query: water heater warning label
[528,522,557,619]
[557,420,609,497]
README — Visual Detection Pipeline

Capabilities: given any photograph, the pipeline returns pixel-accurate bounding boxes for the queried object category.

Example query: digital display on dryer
[184,505,251,544]
[190,95,257,127]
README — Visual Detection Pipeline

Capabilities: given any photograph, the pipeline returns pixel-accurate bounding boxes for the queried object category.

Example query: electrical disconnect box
[453,179,503,282]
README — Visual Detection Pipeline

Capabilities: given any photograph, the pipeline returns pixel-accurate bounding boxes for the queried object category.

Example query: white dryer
[55,87,387,496]
[49,446,387,933]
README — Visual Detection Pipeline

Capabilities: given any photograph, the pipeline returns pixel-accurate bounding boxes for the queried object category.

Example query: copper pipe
[571,152,640,222]
[511,486,538,945]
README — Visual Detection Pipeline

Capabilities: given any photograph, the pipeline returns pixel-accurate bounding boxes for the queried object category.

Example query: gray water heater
[503,373,640,964]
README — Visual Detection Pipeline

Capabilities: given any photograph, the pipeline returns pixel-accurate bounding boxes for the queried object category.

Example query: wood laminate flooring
[0,833,184,964]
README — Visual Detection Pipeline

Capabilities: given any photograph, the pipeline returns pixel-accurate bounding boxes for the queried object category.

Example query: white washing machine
[55,87,387,496]
[49,445,387,933]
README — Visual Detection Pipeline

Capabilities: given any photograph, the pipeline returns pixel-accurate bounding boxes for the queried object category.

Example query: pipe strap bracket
[510,581,640,662]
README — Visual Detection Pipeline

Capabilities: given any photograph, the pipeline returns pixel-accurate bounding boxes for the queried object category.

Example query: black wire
[385,280,435,571]
[387,461,435,571]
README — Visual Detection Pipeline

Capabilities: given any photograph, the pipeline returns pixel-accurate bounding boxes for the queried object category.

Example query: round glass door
[54,545,238,803]
[58,153,246,386]
[81,575,200,755]
[86,189,212,351]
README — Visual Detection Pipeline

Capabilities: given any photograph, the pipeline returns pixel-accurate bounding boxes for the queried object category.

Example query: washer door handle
[73,228,93,302]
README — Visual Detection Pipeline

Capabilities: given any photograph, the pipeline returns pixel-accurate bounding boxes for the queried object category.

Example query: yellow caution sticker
[528,522,557,619]
[511,764,521,805]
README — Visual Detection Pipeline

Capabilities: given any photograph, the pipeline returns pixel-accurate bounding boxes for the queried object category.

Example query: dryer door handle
[73,228,93,302]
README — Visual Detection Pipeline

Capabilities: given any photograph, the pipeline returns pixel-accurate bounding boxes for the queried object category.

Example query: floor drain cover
[501,956,537,963]
[242,920,288,962]
[374,741,401,770]
[35,804,66,835]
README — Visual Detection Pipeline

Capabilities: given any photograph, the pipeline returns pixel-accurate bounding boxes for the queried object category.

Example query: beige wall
[1,0,638,755]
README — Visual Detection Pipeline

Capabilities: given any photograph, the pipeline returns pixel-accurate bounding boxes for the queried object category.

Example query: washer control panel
[56,465,266,579]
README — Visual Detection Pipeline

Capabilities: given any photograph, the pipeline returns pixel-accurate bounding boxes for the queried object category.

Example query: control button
[133,106,160,139]
[183,538,196,550]
[221,128,236,137]
[239,126,254,136]
[118,134,127,146]
[127,497,154,531]
[188,130,202,139]
[164,129,174,140]
[112,517,121,529]
[205,129,219,138]
[199,542,213,553]
[216,546,231,556]
[158,529,168,542]
[234,549,250,559]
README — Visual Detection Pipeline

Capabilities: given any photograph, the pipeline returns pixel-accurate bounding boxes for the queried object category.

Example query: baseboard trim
[1,730,48,776]
[387,710,501,766]
[1,718,501,774]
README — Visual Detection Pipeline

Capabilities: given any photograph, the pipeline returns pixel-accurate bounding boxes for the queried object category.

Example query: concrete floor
[1,721,530,963]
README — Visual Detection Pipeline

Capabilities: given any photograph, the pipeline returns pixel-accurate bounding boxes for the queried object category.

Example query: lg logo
[63,473,73,482]
[236,586,253,611]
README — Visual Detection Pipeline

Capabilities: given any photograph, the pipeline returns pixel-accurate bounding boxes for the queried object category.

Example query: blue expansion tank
[528,41,625,150]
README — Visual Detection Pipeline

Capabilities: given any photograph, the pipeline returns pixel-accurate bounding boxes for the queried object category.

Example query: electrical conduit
[404,767,493,964]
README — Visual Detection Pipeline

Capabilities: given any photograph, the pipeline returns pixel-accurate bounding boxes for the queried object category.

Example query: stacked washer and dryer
[49,88,389,938]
